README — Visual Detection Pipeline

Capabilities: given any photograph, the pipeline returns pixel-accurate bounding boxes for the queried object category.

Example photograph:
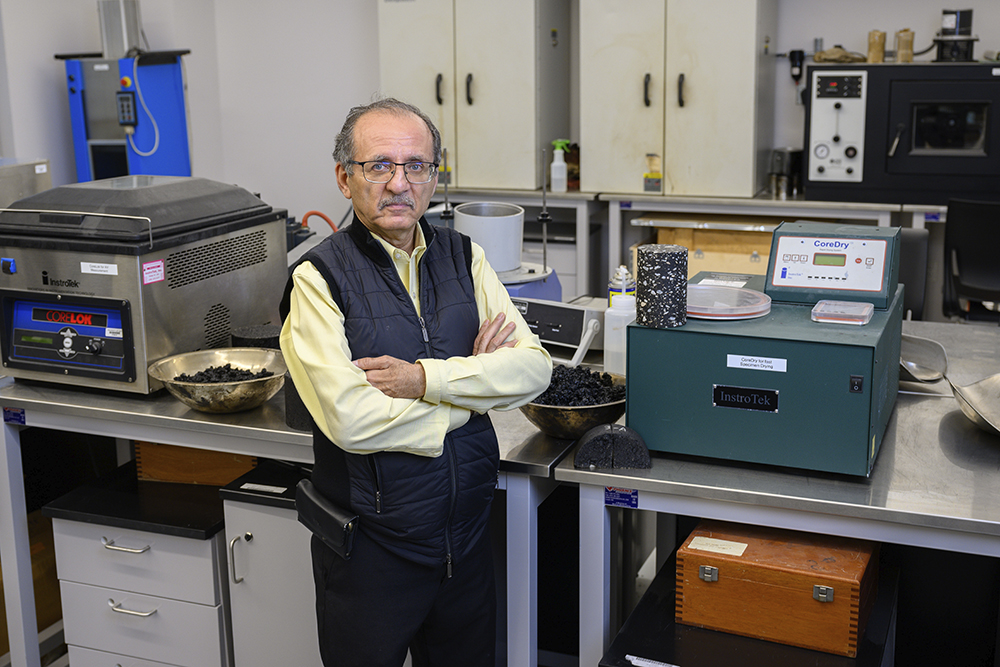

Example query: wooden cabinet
[579,0,777,197]
[378,0,571,190]
[52,519,232,667]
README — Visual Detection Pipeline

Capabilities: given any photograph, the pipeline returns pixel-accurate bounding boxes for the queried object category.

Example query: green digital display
[20,334,53,345]
[814,253,846,267]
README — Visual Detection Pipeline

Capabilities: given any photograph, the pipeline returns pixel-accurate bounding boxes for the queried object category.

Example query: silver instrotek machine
[0,176,288,393]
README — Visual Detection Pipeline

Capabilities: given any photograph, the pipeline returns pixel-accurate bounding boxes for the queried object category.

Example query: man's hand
[474,313,517,356]
[354,355,426,398]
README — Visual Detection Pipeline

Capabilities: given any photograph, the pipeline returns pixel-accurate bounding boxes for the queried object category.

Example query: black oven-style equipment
[804,63,1000,205]
[0,176,287,393]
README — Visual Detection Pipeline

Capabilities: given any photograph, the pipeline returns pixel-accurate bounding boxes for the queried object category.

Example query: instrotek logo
[41,271,80,288]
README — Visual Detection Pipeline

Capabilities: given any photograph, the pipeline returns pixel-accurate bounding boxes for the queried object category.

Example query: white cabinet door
[454,0,540,190]
[579,0,665,195]
[663,0,775,196]
[224,501,322,667]
[379,0,569,190]
[377,0,457,181]
[579,0,775,197]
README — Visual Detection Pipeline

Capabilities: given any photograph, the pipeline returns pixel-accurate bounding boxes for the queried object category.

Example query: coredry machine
[626,221,903,477]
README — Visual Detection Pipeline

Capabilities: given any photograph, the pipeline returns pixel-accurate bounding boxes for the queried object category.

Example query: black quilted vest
[281,216,499,567]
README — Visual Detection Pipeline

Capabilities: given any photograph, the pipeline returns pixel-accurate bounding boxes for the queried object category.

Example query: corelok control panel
[807,70,867,183]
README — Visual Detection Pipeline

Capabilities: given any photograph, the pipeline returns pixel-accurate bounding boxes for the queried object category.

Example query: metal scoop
[900,334,1000,437]
[899,333,948,382]
[948,374,1000,438]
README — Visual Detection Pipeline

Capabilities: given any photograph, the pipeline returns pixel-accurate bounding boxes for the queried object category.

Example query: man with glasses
[280,97,551,667]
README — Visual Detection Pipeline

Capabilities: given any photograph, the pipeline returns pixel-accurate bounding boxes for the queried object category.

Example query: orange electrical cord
[302,210,337,232]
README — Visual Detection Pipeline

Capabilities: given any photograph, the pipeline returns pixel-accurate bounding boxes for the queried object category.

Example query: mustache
[378,194,415,210]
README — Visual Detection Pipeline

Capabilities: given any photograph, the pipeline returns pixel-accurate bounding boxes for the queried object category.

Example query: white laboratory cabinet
[579,0,777,197]
[53,520,232,667]
[377,0,571,190]
[221,464,323,667]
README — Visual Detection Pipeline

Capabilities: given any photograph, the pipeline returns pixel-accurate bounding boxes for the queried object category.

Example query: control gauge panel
[764,221,900,309]
[0,290,135,383]
[808,70,867,183]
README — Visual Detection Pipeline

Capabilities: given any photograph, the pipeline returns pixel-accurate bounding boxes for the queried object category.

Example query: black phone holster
[295,478,358,560]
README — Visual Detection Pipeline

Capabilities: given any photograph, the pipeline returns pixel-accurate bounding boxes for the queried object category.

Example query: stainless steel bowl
[147,348,286,414]
[519,373,626,440]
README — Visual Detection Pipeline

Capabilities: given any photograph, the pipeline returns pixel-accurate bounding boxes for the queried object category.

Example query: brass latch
[813,584,835,602]
[698,565,719,582]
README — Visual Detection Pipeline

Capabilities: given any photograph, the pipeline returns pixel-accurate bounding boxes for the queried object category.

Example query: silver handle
[102,537,150,554]
[229,535,244,584]
[887,123,905,157]
[229,532,253,584]
[108,598,157,617]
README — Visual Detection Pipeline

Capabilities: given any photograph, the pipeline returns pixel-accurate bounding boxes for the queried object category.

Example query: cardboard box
[676,520,878,657]
[135,441,256,486]
[655,226,772,278]
[0,511,62,657]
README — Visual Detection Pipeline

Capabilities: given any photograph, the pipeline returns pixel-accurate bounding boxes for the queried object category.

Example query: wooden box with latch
[675,520,879,657]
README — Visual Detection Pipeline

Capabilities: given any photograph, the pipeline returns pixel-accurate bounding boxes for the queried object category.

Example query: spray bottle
[608,264,636,306]
[550,139,569,193]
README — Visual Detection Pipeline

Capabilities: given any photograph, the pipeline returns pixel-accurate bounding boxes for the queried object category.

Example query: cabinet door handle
[101,537,150,554]
[229,534,244,584]
[108,599,157,617]
[678,73,685,107]
[887,123,905,157]
[435,73,443,105]
[466,73,473,105]
[644,73,651,107]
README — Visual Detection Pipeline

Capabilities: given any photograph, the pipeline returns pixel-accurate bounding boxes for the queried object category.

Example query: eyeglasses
[348,160,439,184]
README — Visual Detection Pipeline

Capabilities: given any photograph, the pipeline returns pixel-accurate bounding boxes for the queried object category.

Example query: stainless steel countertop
[0,377,574,478]
[555,320,1000,539]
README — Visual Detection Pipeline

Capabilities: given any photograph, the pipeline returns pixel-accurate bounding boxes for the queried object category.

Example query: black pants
[311,527,496,667]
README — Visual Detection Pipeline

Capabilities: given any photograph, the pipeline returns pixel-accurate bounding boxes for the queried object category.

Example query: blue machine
[59,51,191,182]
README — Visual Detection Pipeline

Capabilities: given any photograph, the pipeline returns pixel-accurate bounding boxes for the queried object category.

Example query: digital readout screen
[20,334,54,345]
[814,253,847,267]
[31,307,108,328]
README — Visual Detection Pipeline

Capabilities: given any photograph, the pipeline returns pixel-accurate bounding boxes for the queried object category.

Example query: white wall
[0,0,376,229]
[0,0,100,185]
[1,0,998,221]
[210,0,377,229]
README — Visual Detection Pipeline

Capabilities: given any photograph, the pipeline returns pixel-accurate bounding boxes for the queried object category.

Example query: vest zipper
[445,441,458,579]
[417,315,432,356]
[368,455,383,514]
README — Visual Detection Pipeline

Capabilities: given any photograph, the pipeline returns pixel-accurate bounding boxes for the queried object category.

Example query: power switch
[849,375,864,393]
[1,257,15,274]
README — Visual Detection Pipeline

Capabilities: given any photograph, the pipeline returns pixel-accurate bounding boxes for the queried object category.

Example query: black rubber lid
[0,175,272,244]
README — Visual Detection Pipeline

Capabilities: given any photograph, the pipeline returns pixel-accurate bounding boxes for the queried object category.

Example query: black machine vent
[204,303,231,349]
[166,229,268,289]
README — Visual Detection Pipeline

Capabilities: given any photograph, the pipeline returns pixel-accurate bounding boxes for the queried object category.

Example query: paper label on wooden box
[688,536,748,557]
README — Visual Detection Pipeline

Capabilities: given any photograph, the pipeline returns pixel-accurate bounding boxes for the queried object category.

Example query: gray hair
[333,97,442,175]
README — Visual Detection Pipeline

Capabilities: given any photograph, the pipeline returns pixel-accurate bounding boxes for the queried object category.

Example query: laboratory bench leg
[0,423,41,667]
[502,472,560,667]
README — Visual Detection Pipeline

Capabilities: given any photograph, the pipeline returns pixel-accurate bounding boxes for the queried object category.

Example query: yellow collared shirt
[280,225,552,457]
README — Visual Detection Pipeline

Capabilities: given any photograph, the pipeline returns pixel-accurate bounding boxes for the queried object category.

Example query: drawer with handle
[52,518,225,605]
[61,580,228,667]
